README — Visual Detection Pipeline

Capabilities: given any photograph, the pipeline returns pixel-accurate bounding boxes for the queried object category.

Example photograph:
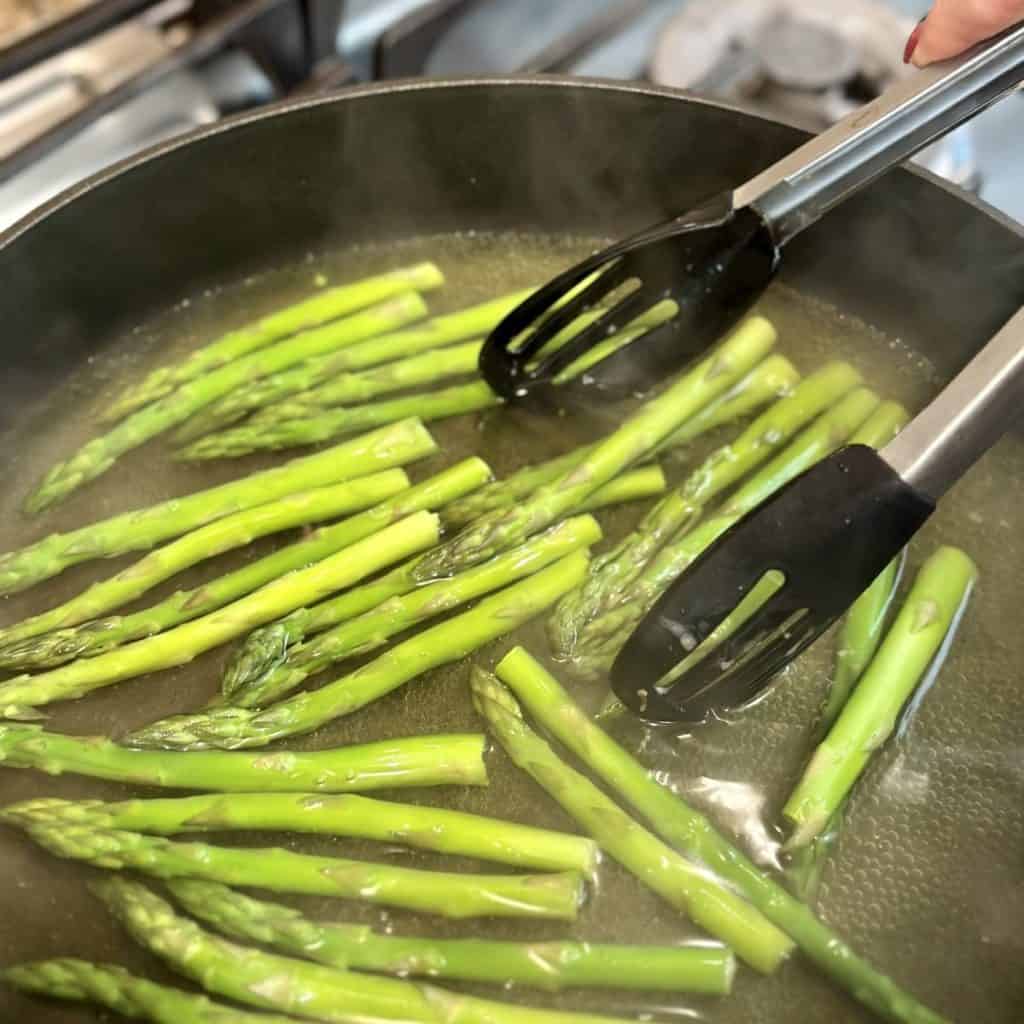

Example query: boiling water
[0,234,1021,1024]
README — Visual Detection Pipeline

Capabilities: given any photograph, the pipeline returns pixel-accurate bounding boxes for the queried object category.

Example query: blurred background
[1,0,1020,232]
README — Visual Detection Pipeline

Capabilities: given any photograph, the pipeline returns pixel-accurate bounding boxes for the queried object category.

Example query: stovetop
[1,0,1021,233]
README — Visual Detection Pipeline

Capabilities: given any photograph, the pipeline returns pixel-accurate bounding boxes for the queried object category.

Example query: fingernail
[903,17,926,64]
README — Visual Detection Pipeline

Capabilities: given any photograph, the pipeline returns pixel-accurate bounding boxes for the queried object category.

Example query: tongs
[478,22,1024,401]
[610,304,1024,723]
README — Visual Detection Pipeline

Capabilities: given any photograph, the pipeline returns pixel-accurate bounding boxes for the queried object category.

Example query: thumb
[911,0,1024,66]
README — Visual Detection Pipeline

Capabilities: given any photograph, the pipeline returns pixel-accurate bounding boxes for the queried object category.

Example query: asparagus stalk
[225,516,602,708]
[181,381,498,460]
[441,355,795,529]
[125,551,590,750]
[16,824,584,920]
[0,513,440,716]
[471,668,791,973]
[783,547,977,848]
[27,295,430,513]
[548,362,861,656]
[0,470,408,656]
[573,387,882,665]
[105,263,445,421]
[170,879,736,995]
[657,353,800,450]
[0,459,489,670]
[3,959,303,1024]
[494,647,950,1024]
[173,289,533,436]
[97,879,656,1024]
[7,793,598,873]
[577,465,666,511]
[178,339,484,443]
[0,724,487,791]
[821,553,905,732]
[411,317,778,582]
[1,419,436,594]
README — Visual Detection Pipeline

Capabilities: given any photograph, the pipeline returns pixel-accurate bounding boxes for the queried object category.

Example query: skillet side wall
[0,78,1022,442]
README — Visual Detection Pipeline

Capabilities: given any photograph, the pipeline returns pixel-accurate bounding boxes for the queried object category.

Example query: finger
[911,0,1024,66]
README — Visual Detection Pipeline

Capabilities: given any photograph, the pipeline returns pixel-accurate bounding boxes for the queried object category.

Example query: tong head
[611,445,935,725]
[478,193,780,402]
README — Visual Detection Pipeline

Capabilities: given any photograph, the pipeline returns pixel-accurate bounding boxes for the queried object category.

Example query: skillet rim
[1,73,1022,254]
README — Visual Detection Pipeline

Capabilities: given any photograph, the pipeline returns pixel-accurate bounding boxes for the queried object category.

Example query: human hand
[905,0,1024,65]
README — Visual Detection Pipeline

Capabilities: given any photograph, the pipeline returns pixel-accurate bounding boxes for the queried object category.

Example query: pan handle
[733,20,1024,245]
[880,306,1024,500]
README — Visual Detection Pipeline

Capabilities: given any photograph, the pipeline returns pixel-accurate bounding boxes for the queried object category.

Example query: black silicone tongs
[610,304,1024,724]
[478,23,1024,401]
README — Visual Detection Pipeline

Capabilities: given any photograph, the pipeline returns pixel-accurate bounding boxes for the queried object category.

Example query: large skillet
[0,78,1023,1023]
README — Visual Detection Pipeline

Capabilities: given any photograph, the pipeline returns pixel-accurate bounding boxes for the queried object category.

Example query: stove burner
[650,0,979,190]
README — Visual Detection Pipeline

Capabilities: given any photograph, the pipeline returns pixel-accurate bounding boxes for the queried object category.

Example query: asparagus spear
[576,465,665,511]
[0,513,440,715]
[178,339,484,443]
[173,289,533,436]
[125,551,590,750]
[225,515,601,707]
[411,317,778,582]
[27,295,430,513]
[783,546,977,848]
[494,647,950,1024]
[105,263,445,421]
[471,668,791,973]
[441,355,795,529]
[7,793,598,873]
[0,470,408,657]
[0,459,489,670]
[1,419,436,595]
[16,824,583,920]
[97,878,655,1024]
[0,724,487,791]
[170,879,736,995]
[573,387,883,665]
[181,381,498,460]
[548,362,862,657]
[3,959,304,1024]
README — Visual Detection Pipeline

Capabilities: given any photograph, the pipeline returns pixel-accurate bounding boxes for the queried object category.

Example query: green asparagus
[7,792,598,873]
[576,465,666,511]
[97,879,658,1024]
[548,362,862,656]
[181,381,498,460]
[173,289,533,436]
[225,515,601,707]
[471,668,791,973]
[0,724,487,791]
[821,553,905,732]
[494,646,950,1024]
[1,458,489,670]
[573,387,882,665]
[28,295,430,512]
[16,824,583,919]
[3,959,304,1024]
[178,339,484,443]
[125,550,590,750]
[0,513,440,715]
[0,470,408,658]
[783,547,977,848]
[170,879,736,995]
[441,355,795,529]
[412,316,778,582]
[1,419,436,594]
[105,263,445,421]
[657,353,801,451]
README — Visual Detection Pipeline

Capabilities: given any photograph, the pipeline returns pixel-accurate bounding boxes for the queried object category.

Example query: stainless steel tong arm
[733,21,1024,244]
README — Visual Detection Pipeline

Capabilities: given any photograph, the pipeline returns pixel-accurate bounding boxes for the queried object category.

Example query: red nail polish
[903,18,925,64]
